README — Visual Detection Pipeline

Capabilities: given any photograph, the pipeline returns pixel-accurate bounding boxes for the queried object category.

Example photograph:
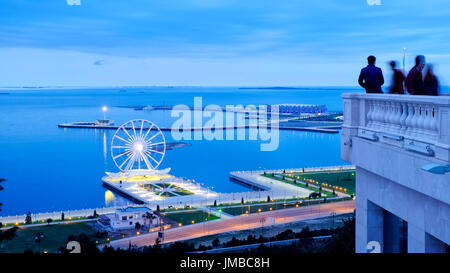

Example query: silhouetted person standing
[406,55,425,95]
[388,61,405,94]
[423,64,439,96]
[358,56,384,93]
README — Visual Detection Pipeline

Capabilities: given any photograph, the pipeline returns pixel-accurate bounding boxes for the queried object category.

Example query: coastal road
[107,200,355,249]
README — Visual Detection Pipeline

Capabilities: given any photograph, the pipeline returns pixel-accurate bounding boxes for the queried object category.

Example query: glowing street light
[102,106,108,120]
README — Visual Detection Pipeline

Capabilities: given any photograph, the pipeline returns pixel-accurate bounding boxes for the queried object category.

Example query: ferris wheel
[111,119,166,172]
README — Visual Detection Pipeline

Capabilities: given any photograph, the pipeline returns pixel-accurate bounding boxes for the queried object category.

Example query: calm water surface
[0,87,360,215]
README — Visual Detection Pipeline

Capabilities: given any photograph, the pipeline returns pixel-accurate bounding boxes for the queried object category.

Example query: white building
[98,207,160,230]
[268,104,327,114]
[341,93,449,253]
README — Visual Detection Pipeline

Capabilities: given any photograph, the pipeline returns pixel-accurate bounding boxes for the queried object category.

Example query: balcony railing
[342,93,450,161]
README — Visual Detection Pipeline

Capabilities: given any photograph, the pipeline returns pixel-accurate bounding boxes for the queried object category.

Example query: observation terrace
[341,93,449,253]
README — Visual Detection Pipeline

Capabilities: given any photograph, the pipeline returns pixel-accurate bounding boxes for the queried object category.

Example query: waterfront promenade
[106,200,355,249]
[0,165,353,226]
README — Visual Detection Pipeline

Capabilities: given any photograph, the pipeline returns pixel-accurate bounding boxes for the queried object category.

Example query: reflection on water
[105,190,115,206]
[104,190,129,207]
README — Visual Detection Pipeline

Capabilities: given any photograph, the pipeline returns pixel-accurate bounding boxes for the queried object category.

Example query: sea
[0,86,397,216]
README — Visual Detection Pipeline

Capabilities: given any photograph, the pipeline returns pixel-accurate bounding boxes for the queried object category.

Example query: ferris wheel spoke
[111,146,129,149]
[121,126,134,140]
[147,149,164,155]
[144,151,161,165]
[141,151,154,169]
[145,131,162,143]
[131,121,137,139]
[143,124,155,139]
[118,153,133,169]
[146,141,165,147]
[114,135,131,144]
[124,152,137,171]
[113,150,131,160]
[139,120,145,137]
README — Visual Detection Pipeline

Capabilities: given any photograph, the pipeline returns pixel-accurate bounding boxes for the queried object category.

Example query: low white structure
[341,93,449,253]
[98,207,159,230]
[268,104,327,114]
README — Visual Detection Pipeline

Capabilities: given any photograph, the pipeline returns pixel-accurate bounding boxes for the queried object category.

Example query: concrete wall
[355,166,449,253]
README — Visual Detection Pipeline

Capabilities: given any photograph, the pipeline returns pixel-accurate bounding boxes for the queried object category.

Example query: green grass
[261,174,336,197]
[222,202,302,216]
[0,222,97,253]
[162,210,219,226]
[287,170,355,194]
[221,197,353,216]
[263,169,355,195]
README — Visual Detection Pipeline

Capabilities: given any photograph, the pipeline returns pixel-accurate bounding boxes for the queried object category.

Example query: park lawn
[221,197,352,216]
[261,174,336,197]
[288,170,356,194]
[220,201,326,216]
[162,210,219,226]
[0,222,96,253]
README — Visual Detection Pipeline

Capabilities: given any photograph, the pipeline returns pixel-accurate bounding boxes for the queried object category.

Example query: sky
[1,0,450,87]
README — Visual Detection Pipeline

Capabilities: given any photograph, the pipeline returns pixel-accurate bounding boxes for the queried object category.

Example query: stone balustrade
[342,93,450,161]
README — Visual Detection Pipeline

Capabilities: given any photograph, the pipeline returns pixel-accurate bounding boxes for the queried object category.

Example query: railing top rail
[342,93,450,105]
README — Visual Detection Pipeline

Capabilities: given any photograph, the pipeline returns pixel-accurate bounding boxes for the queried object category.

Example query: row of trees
[0,178,17,248]
[101,217,355,254]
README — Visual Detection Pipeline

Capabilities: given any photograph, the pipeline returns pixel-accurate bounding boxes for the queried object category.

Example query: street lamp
[102,106,108,120]
[421,164,450,175]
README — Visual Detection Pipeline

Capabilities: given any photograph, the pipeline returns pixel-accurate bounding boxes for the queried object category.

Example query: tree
[267,196,271,203]
[0,178,5,212]
[213,200,217,207]
[25,211,32,225]
[61,212,65,221]
[156,205,160,212]
[0,227,17,249]
[0,178,17,248]
[135,222,142,230]
[93,210,98,217]
[46,218,53,225]
[212,238,220,247]
[241,197,244,205]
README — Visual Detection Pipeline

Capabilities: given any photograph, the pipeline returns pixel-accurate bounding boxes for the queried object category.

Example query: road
[107,200,355,249]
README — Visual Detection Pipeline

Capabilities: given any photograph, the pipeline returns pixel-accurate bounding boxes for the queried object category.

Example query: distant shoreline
[0,85,362,91]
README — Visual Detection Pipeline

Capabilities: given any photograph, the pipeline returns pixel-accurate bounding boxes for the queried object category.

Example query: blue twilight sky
[1,0,450,86]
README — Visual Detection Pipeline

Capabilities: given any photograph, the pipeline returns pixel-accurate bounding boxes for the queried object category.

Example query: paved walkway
[105,200,355,249]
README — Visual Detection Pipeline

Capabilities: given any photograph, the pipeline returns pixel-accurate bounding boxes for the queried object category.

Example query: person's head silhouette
[390,61,397,70]
[415,55,426,70]
[368,55,376,65]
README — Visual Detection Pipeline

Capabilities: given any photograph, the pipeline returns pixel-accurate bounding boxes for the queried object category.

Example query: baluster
[392,102,402,132]
[366,100,374,127]
[431,107,438,132]
[424,104,436,137]
[411,104,421,137]
[404,103,414,135]
[399,102,408,132]
[379,101,388,130]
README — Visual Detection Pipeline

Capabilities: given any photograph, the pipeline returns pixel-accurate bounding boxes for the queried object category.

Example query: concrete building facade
[341,93,449,253]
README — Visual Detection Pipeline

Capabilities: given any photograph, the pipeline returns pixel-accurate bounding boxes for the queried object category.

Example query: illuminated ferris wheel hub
[110,119,167,175]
